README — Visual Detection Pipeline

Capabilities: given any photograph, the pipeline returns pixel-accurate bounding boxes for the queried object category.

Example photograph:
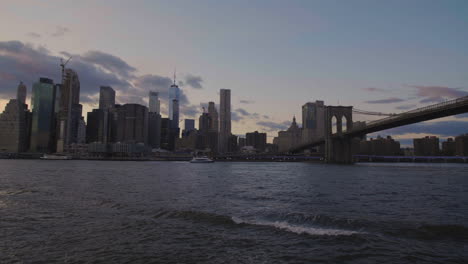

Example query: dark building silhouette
[182,119,195,137]
[238,137,246,148]
[0,99,30,152]
[455,134,468,156]
[228,134,238,153]
[99,86,115,110]
[148,112,162,149]
[160,118,171,150]
[17,81,27,105]
[441,138,456,156]
[414,136,439,156]
[246,131,267,152]
[358,136,401,156]
[116,104,148,144]
[86,109,111,143]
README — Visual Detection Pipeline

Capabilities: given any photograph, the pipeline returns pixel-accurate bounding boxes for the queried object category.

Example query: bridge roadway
[291,96,468,153]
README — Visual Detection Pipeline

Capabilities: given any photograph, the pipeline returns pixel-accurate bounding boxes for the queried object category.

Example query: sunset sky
[1,0,467,145]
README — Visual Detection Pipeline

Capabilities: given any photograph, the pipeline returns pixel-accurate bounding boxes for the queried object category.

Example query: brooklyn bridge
[289,96,468,164]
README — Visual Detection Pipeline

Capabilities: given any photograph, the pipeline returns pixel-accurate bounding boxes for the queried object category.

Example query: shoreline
[0,156,467,163]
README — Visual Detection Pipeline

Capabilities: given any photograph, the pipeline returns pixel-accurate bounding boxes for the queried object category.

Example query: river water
[1,160,467,263]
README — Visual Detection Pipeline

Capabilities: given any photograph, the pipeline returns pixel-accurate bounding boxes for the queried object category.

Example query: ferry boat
[190,156,214,163]
[40,154,73,160]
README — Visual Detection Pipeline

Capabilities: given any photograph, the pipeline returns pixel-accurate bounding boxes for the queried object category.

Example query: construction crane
[352,108,398,117]
[60,56,72,84]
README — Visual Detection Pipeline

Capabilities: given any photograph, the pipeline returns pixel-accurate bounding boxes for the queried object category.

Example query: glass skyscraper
[30,77,56,153]
[169,82,180,128]
[99,86,115,110]
[149,91,160,114]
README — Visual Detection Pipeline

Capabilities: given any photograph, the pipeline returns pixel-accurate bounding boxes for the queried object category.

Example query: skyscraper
[30,77,56,153]
[17,81,27,105]
[206,102,219,153]
[219,89,231,153]
[171,99,180,129]
[99,86,116,110]
[169,73,180,128]
[246,131,267,152]
[148,91,162,149]
[149,91,160,114]
[0,99,29,152]
[148,112,162,149]
[302,100,325,143]
[86,109,109,143]
[181,119,195,138]
[116,104,148,144]
[207,102,219,132]
[57,69,81,151]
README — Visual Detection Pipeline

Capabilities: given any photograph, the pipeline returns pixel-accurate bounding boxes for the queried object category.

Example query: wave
[152,209,361,237]
[232,217,361,236]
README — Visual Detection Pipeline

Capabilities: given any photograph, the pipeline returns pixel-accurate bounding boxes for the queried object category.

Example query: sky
[0,0,467,145]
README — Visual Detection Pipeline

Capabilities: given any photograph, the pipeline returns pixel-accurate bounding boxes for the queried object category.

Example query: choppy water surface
[1,160,467,263]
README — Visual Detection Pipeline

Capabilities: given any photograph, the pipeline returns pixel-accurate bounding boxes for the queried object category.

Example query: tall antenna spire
[173,68,176,85]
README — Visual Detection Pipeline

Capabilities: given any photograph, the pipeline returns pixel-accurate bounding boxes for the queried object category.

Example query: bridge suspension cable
[352,108,399,117]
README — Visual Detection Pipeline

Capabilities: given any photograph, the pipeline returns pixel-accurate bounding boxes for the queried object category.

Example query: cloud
[231,111,242,121]
[236,108,250,116]
[240,99,254,104]
[362,87,386,92]
[0,40,202,120]
[27,32,41,38]
[80,50,136,79]
[365,97,405,104]
[233,108,261,121]
[184,74,203,89]
[409,85,468,104]
[263,115,270,119]
[51,26,70,37]
[396,104,417,110]
[133,74,173,99]
[256,120,290,132]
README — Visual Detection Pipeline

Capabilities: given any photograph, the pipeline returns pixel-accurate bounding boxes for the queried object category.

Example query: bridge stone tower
[324,106,354,164]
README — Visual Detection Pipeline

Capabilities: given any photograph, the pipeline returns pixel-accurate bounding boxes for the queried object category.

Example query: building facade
[17,81,27,105]
[30,78,56,153]
[358,136,401,156]
[148,91,160,114]
[441,138,456,156]
[414,136,439,156]
[455,134,468,156]
[246,131,267,152]
[148,112,162,149]
[302,100,325,143]
[274,116,302,152]
[219,89,231,153]
[116,104,148,144]
[182,119,195,137]
[57,69,81,151]
[99,86,116,110]
[0,99,29,152]
[169,80,180,128]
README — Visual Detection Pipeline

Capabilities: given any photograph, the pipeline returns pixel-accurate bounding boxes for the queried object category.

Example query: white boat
[190,156,214,163]
[40,154,73,160]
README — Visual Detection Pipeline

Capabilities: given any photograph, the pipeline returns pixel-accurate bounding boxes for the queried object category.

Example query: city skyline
[1,0,468,145]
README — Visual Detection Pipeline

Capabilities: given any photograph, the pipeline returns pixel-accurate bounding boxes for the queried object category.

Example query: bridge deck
[290,96,468,153]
